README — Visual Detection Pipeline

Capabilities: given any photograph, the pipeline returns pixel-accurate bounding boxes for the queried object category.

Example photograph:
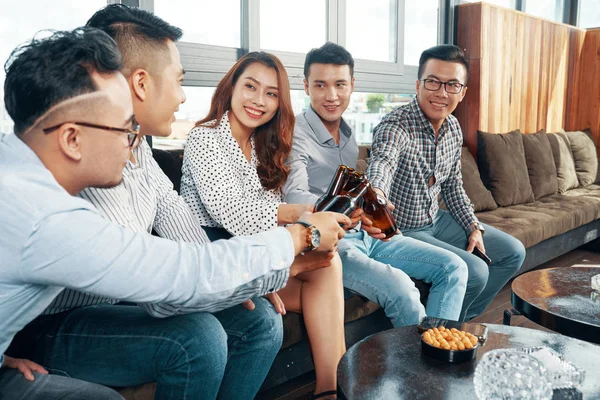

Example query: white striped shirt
[43,139,289,316]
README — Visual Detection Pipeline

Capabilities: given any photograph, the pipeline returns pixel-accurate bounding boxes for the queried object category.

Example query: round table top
[337,324,600,400]
[512,267,600,342]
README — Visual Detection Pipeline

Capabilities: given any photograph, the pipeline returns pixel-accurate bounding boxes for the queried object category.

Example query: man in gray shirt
[0,28,347,400]
[284,42,468,325]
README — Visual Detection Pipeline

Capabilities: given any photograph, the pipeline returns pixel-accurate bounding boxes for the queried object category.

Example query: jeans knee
[469,261,490,293]
[445,254,469,284]
[162,313,228,377]
[246,297,284,348]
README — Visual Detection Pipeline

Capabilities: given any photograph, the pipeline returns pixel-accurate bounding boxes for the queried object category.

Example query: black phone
[472,247,492,266]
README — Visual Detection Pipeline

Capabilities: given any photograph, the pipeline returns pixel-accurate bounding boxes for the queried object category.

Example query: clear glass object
[511,347,585,390]
[592,274,600,292]
[474,349,553,400]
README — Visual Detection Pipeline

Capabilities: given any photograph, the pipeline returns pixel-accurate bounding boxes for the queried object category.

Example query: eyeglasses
[43,117,141,147]
[421,79,465,94]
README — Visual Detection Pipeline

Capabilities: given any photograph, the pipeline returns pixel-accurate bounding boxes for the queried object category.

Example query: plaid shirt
[366,96,480,233]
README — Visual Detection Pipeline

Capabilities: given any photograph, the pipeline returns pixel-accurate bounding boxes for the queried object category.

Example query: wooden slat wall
[455,2,591,157]
[566,28,600,155]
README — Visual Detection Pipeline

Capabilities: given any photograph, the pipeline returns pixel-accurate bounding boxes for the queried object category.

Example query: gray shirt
[283,106,358,204]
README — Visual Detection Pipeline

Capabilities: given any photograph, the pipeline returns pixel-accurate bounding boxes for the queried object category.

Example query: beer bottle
[315,165,350,211]
[319,178,371,216]
[363,186,398,239]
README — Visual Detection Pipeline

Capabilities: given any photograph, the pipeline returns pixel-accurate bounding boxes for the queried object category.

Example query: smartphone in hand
[472,247,492,266]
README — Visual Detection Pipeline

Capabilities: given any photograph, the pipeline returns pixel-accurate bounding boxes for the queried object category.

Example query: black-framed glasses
[42,118,141,147]
[421,78,465,94]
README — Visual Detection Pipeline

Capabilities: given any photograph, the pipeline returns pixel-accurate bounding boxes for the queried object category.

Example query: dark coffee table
[337,324,600,399]
[508,267,600,344]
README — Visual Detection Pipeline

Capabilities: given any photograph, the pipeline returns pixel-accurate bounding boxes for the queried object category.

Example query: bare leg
[277,253,345,398]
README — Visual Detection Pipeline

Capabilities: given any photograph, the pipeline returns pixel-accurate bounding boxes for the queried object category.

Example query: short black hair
[418,44,469,83]
[304,42,354,79]
[87,4,182,75]
[4,28,122,135]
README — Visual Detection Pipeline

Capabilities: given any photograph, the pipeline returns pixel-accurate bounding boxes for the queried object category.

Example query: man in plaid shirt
[367,45,525,321]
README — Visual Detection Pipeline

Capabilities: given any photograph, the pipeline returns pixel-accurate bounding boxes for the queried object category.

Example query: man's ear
[415,79,421,93]
[130,68,150,102]
[459,86,468,102]
[303,79,310,96]
[56,124,83,162]
[350,77,355,93]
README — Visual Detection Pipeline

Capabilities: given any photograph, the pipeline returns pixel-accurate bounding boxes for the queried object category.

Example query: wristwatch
[293,220,321,252]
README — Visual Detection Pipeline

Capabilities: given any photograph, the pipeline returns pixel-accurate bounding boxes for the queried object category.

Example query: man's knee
[161,313,228,375]
[245,297,284,348]
[467,257,490,293]
[441,252,469,283]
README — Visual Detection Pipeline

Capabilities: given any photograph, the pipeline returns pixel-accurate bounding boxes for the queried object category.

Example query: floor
[270,241,600,400]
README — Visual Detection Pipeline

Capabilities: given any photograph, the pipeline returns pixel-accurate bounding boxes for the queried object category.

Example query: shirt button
[279,260,285,267]
[242,273,249,279]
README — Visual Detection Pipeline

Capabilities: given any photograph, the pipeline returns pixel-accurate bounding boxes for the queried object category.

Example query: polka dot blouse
[181,111,282,237]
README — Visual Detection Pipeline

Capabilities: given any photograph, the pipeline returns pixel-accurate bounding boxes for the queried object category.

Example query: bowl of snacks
[421,326,479,363]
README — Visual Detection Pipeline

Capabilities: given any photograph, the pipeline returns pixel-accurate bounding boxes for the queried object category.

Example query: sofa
[119,129,600,399]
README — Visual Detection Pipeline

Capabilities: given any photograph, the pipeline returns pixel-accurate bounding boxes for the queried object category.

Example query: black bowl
[421,335,478,363]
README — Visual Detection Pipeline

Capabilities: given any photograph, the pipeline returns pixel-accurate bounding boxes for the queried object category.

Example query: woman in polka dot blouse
[180,52,345,399]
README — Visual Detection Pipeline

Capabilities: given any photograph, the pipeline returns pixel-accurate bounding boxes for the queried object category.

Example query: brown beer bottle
[363,186,398,239]
[319,178,370,216]
[315,165,350,211]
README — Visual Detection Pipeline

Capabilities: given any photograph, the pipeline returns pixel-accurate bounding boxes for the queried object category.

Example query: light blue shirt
[283,106,358,204]
[0,133,295,365]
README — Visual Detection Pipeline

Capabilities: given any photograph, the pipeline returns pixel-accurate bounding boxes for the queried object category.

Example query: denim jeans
[338,230,468,324]
[0,369,123,400]
[14,297,282,400]
[403,210,526,321]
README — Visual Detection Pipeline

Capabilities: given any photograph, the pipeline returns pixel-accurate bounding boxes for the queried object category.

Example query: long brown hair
[196,52,294,192]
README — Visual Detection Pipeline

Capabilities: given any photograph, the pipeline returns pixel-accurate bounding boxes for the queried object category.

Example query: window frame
[139,0,426,94]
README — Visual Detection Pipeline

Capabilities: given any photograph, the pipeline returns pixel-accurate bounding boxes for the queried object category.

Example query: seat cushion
[476,184,600,248]
[460,147,497,211]
[522,130,558,199]
[547,132,579,193]
[566,130,599,187]
[477,130,534,207]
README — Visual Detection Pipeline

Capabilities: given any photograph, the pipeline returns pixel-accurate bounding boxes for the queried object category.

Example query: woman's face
[230,62,280,132]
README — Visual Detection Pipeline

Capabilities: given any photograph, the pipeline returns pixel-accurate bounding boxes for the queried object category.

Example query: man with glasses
[0,28,347,400]
[367,45,525,321]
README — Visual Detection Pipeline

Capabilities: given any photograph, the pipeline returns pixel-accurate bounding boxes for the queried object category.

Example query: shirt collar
[408,96,450,138]
[304,105,352,145]
[4,132,43,165]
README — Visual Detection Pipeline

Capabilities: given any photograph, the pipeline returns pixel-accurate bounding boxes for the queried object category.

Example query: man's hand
[360,214,386,240]
[466,229,485,254]
[346,208,363,230]
[3,355,48,381]
[299,211,349,252]
[289,251,335,277]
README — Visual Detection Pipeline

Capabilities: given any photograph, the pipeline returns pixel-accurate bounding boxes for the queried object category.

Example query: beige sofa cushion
[522,130,558,199]
[547,132,579,193]
[460,147,497,211]
[477,130,534,207]
[567,130,598,187]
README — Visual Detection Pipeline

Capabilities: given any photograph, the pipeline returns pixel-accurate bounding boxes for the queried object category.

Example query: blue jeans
[338,230,468,324]
[0,369,123,400]
[17,298,282,400]
[404,210,526,321]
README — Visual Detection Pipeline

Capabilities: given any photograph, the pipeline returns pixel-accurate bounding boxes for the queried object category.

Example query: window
[0,0,107,134]
[345,0,398,62]
[404,0,440,66]
[259,0,326,54]
[524,0,565,23]
[578,0,600,28]
[153,0,241,47]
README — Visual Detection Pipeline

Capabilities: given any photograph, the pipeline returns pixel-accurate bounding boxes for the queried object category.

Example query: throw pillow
[521,130,558,199]
[477,129,535,207]
[547,132,579,193]
[566,130,598,187]
[460,147,497,211]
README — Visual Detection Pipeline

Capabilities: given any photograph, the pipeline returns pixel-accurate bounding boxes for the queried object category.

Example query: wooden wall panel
[456,2,588,156]
[567,28,600,154]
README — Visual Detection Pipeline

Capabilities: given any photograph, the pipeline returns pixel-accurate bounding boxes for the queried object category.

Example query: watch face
[311,228,321,250]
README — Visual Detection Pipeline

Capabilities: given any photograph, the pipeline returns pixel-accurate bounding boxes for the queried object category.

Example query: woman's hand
[265,292,286,315]
[3,355,48,381]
